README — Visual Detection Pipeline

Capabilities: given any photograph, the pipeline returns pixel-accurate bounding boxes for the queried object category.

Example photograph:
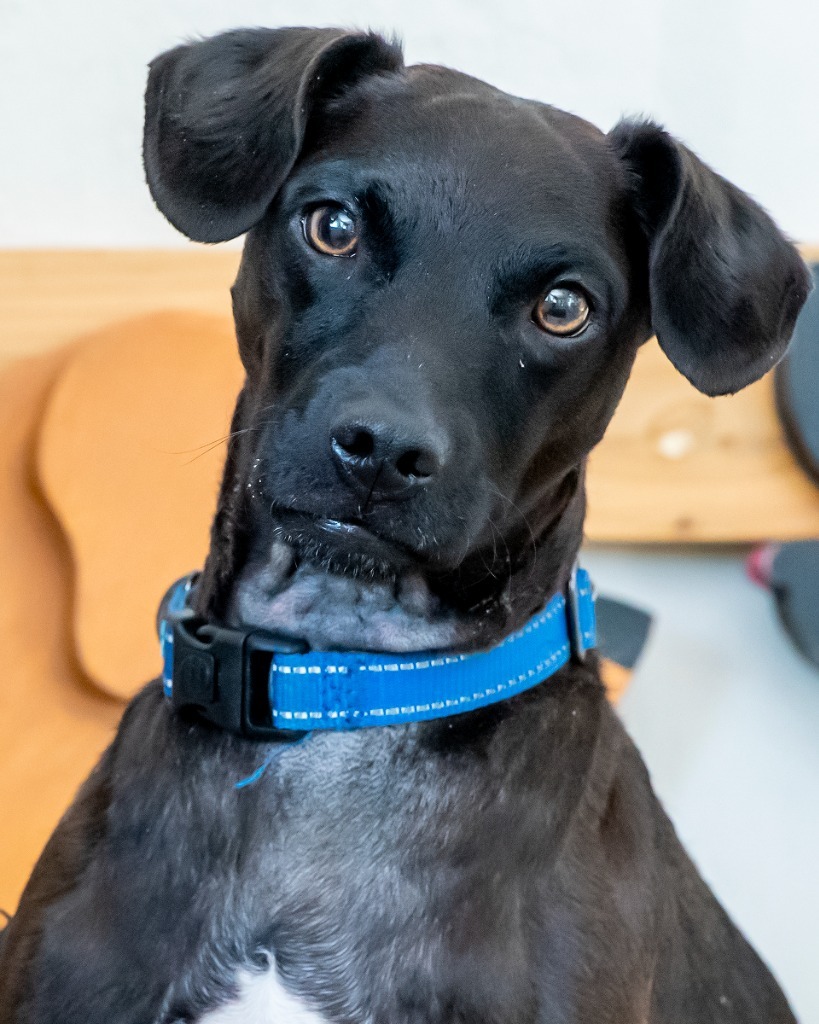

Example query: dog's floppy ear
[144,27,403,243]
[610,120,811,396]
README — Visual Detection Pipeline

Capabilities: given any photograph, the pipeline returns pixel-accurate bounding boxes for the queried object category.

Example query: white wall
[1,0,817,246]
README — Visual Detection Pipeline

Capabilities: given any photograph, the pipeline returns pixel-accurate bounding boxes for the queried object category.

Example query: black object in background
[775,262,819,484]
[595,595,653,670]
[769,541,819,669]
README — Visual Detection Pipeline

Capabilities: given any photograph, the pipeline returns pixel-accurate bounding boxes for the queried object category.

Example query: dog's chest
[197,963,328,1024]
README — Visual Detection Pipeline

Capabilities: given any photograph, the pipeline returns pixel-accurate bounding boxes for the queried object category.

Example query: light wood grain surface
[0,350,123,914]
[0,249,239,365]
[2,247,817,542]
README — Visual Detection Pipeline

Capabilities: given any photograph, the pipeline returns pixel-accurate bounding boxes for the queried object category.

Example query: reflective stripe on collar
[159,567,596,737]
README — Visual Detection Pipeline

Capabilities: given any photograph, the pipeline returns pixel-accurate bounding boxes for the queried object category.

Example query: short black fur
[0,25,810,1024]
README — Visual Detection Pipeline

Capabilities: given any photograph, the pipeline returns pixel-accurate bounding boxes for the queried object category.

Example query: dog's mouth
[227,508,473,654]
[271,508,418,581]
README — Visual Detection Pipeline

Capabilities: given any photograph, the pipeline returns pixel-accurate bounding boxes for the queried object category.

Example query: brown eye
[534,286,590,336]
[304,205,358,256]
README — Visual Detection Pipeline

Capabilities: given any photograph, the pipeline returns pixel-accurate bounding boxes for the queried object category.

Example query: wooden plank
[589,243,819,542]
[585,333,819,542]
[0,350,122,914]
[1,247,817,543]
[0,248,239,364]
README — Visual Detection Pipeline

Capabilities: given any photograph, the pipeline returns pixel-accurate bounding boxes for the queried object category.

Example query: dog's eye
[304,205,359,257]
[533,286,590,336]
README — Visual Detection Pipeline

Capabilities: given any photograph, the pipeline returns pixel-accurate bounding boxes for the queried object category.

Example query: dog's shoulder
[0,684,132,1014]
[0,681,247,1021]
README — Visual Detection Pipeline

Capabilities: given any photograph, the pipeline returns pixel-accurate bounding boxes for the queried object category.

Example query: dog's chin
[227,521,476,654]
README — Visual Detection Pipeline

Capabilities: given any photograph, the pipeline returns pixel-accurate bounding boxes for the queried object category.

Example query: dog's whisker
[487,482,538,566]
[180,417,282,466]
[156,425,261,458]
[489,512,513,570]
[484,517,501,578]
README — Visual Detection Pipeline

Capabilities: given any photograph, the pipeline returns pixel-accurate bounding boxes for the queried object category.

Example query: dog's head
[144,28,810,653]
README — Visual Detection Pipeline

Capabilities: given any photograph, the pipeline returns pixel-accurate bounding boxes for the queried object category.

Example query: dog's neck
[194,406,587,658]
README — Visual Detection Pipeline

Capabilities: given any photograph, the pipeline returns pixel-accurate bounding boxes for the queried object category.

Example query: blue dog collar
[158,568,595,738]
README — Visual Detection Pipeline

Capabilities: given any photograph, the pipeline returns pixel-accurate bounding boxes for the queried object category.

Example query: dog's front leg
[0,735,139,1023]
[0,683,256,1024]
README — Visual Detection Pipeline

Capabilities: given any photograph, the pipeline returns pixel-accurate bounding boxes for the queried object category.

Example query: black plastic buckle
[169,614,309,742]
[566,566,589,664]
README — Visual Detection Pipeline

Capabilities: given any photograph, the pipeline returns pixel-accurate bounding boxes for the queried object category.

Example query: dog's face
[145,28,809,653]
[224,67,647,652]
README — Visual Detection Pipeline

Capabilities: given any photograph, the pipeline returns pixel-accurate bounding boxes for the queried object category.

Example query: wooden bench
[3,248,818,543]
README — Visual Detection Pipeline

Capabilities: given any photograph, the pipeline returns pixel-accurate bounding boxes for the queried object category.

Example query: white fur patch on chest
[198,962,329,1024]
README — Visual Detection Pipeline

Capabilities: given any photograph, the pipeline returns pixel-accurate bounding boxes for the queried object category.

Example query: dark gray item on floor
[595,595,653,669]
[770,540,819,669]
[775,262,819,484]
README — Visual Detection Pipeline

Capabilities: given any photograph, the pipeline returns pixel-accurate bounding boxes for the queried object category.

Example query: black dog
[0,27,810,1024]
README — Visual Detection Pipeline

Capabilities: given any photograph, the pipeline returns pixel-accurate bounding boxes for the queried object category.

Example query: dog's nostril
[334,427,375,459]
[345,429,375,458]
[330,418,446,495]
[396,448,435,479]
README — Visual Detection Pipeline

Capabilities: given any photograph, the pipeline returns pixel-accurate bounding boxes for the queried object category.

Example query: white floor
[582,545,819,1022]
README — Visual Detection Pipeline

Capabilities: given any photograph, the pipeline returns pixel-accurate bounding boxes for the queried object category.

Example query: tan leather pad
[0,350,121,913]
[36,311,243,697]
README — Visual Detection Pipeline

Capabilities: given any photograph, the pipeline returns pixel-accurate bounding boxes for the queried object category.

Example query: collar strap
[158,568,596,739]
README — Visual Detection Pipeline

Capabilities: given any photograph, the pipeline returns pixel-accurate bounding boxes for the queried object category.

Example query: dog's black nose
[330,420,447,496]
